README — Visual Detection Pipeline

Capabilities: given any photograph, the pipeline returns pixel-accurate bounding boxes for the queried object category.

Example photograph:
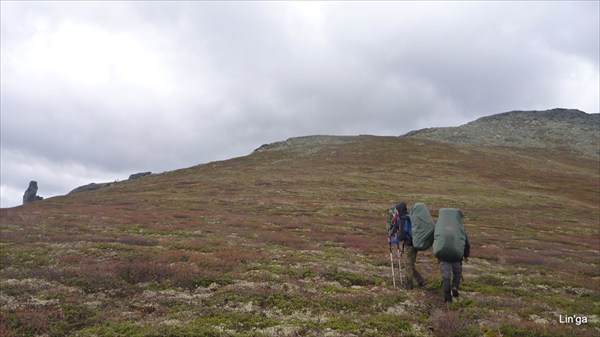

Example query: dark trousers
[440,261,462,302]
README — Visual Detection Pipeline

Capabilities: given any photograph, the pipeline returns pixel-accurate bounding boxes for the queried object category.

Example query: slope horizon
[3,107,597,209]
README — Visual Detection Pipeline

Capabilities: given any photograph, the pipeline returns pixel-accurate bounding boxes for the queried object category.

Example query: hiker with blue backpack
[389,202,427,290]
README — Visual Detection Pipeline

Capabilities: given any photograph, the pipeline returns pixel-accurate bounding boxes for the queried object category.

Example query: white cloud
[1,1,598,208]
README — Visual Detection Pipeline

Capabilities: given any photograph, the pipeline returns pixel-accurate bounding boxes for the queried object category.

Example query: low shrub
[325,269,377,287]
[430,309,470,337]
[117,260,173,284]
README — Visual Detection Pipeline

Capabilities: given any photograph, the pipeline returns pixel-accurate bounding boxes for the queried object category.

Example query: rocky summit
[405,108,599,158]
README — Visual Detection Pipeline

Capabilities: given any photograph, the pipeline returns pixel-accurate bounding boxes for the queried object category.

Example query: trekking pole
[396,242,403,287]
[389,243,396,287]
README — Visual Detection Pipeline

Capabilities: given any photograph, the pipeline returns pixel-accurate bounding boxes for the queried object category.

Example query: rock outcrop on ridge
[405,108,599,158]
[22,181,43,205]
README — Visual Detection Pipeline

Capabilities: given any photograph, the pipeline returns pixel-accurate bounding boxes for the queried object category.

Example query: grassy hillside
[1,135,599,337]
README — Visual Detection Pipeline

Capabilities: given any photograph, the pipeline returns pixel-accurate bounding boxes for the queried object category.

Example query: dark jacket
[464,235,471,259]
[394,202,413,246]
[398,214,413,246]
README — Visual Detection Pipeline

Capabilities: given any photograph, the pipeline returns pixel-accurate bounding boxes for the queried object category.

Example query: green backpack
[409,203,435,250]
[433,208,466,261]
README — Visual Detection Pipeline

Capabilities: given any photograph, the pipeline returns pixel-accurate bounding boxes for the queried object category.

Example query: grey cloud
[1,1,598,208]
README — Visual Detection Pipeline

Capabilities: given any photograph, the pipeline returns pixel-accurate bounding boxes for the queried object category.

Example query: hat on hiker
[395,202,408,215]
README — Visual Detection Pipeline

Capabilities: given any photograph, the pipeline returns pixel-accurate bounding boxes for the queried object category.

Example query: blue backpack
[390,216,412,244]
[401,217,413,240]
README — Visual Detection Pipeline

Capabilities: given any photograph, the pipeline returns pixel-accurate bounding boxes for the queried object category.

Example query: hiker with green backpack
[433,208,471,303]
[386,204,471,301]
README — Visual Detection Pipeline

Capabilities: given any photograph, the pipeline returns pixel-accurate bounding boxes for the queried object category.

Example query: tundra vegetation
[1,136,598,336]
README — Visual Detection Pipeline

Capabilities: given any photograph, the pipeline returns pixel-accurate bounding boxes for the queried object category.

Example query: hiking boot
[444,292,452,303]
[418,280,427,288]
[451,287,459,298]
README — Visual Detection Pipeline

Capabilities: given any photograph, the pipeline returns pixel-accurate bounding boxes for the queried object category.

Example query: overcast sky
[1,1,598,208]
